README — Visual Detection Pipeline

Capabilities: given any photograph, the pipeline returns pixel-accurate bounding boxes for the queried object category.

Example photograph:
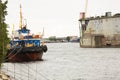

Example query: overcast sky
[5,0,120,38]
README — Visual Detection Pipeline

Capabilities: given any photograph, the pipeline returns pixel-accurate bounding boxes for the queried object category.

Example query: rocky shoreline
[0,72,11,80]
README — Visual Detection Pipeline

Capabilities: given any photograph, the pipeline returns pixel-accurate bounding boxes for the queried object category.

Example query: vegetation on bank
[46,36,79,43]
[0,0,9,67]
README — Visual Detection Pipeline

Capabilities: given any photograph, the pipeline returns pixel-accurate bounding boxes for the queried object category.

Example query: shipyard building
[79,12,120,47]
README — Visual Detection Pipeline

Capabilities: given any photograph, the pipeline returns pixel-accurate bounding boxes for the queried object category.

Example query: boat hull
[6,47,44,62]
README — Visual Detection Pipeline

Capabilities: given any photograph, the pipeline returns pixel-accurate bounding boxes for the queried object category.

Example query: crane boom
[85,0,88,17]
[20,4,23,29]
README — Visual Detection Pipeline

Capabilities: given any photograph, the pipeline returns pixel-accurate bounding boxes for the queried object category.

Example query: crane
[85,0,88,17]
[20,4,23,29]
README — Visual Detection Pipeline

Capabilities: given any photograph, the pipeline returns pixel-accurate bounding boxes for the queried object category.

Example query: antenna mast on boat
[42,27,44,36]
[20,4,23,29]
[12,24,14,35]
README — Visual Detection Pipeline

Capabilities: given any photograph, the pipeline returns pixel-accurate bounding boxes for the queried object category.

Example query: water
[2,43,120,80]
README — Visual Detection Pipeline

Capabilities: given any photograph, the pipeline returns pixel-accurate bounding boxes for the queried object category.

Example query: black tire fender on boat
[41,45,48,52]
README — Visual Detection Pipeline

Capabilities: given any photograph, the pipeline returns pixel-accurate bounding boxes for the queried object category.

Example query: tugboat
[5,5,47,62]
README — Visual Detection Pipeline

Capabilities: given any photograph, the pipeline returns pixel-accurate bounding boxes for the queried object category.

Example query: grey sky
[5,0,120,38]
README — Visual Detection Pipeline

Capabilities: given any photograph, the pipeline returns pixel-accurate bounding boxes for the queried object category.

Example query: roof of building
[79,13,120,21]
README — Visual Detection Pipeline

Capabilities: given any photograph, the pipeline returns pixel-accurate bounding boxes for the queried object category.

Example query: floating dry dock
[79,12,120,48]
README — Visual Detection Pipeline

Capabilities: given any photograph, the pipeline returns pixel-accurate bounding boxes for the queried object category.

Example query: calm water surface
[2,43,120,80]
